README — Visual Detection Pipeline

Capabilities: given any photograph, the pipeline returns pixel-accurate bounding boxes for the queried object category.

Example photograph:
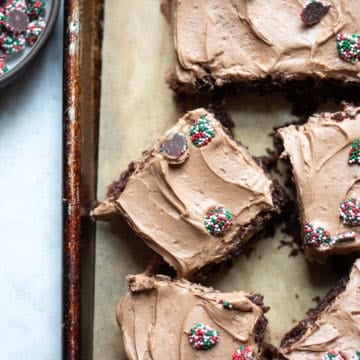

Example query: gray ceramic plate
[0,0,60,88]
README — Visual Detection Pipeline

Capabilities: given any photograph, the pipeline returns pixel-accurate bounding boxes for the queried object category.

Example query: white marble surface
[0,6,63,360]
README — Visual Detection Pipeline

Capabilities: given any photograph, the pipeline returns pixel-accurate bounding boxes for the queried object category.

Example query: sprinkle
[160,132,188,159]
[331,231,356,244]
[5,0,27,13]
[188,323,220,351]
[348,138,360,165]
[304,221,355,247]
[0,32,25,54]
[189,114,215,148]
[0,56,9,75]
[301,1,330,26]
[25,17,46,46]
[304,221,332,247]
[351,351,360,360]
[337,33,360,63]
[0,9,7,29]
[322,350,344,360]
[222,301,232,310]
[232,345,254,360]
[26,0,46,19]
[204,206,233,237]
[339,198,360,226]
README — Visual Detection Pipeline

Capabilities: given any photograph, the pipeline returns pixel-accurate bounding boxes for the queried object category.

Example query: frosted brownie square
[92,109,283,279]
[163,0,360,93]
[118,274,269,359]
[278,104,360,261]
[280,259,360,359]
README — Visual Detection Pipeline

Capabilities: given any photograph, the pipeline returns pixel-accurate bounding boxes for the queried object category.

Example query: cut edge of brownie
[167,71,360,100]
[279,274,349,352]
[247,293,269,357]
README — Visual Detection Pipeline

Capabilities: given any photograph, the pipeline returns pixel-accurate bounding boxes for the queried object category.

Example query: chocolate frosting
[92,109,275,278]
[278,104,360,261]
[118,274,265,359]
[167,0,360,92]
[280,259,360,358]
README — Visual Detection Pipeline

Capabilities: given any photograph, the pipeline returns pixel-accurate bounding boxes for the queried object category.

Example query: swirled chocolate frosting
[118,274,267,360]
[92,109,276,278]
[165,0,360,92]
[278,104,360,261]
[280,259,360,358]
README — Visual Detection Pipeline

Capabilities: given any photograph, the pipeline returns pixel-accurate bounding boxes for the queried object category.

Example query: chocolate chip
[301,2,330,26]
[161,133,186,158]
[7,9,28,32]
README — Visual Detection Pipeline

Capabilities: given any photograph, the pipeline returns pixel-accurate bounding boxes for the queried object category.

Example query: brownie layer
[118,274,269,359]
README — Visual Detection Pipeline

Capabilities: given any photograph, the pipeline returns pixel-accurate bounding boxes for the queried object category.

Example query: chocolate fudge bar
[92,109,283,279]
[278,104,360,262]
[163,0,360,93]
[280,258,360,359]
[118,274,269,359]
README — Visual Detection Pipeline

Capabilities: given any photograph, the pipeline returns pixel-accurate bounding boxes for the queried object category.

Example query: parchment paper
[95,1,343,359]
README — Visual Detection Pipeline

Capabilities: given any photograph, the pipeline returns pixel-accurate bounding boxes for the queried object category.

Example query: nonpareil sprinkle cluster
[304,221,332,247]
[337,33,360,63]
[348,138,360,165]
[322,350,344,360]
[26,0,46,19]
[204,206,233,237]
[189,115,215,147]
[187,323,220,350]
[339,198,360,226]
[26,17,45,45]
[0,0,47,74]
[232,345,254,360]
[304,221,355,248]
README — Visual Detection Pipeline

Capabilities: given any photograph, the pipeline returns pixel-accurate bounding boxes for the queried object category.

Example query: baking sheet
[95,1,343,359]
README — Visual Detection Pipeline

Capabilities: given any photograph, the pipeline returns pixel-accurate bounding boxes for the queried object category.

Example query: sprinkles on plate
[0,0,47,74]
[0,56,8,74]
[26,17,46,45]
